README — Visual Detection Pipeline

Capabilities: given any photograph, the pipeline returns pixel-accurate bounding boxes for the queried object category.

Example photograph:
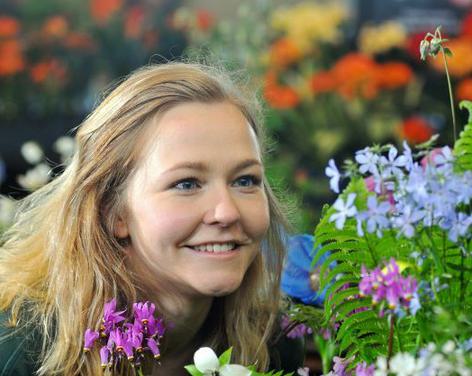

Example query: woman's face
[117,101,270,299]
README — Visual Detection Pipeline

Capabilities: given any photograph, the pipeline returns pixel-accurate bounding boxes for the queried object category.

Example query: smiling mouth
[187,243,240,253]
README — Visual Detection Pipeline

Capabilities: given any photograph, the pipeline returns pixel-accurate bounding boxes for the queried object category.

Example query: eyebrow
[162,159,263,175]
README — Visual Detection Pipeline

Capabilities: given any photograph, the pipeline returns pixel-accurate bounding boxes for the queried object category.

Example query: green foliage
[454,100,472,171]
[218,347,232,366]
[183,365,204,376]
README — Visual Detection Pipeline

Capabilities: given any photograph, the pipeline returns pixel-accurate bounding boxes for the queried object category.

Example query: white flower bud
[21,141,44,164]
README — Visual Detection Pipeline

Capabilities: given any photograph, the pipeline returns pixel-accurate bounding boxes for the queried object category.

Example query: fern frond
[454,100,472,171]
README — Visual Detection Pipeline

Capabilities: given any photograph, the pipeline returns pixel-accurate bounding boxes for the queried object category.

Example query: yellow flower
[358,21,407,55]
[271,2,348,54]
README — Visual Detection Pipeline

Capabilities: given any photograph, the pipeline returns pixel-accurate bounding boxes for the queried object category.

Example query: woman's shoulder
[0,310,39,376]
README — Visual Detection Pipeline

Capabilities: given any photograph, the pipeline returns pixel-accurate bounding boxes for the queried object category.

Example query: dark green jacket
[0,311,304,375]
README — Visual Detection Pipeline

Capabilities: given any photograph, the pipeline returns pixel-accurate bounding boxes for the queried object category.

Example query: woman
[0,62,304,375]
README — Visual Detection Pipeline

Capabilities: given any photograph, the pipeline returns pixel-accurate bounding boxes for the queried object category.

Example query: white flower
[389,353,417,376]
[53,136,76,163]
[21,141,44,164]
[17,163,50,190]
[193,347,251,376]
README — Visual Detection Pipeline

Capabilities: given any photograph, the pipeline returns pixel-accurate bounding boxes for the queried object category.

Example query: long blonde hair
[0,62,289,375]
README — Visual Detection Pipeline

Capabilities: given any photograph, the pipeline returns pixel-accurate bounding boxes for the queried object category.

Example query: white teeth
[193,243,236,253]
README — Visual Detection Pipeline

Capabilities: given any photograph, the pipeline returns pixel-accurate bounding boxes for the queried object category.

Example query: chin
[200,276,243,297]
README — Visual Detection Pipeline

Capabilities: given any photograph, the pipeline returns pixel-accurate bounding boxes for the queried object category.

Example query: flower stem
[440,46,457,142]
[387,314,395,368]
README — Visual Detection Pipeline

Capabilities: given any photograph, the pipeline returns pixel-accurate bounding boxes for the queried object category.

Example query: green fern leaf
[454,100,472,171]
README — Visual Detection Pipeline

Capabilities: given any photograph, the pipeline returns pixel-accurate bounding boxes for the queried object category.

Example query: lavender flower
[280,314,313,339]
[379,146,408,179]
[83,329,99,351]
[354,361,375,376]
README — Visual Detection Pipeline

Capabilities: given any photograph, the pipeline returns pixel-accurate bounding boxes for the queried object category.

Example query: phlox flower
[379,146,408,179]
[330,193,357,229]
[356,195,390,237]
[355,148,379,175]
[393,204,425,238]
[326,159,341,193]
[355,361,375,376]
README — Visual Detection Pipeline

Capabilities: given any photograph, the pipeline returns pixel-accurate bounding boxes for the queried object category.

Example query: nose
[203,186,241,227]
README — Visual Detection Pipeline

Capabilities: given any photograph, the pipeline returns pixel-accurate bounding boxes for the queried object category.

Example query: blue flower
[281,234,329,305]
[325,159,341,193]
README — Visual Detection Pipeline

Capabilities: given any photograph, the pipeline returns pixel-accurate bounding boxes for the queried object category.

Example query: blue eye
[173,178,200,191]
[233,175,261,188]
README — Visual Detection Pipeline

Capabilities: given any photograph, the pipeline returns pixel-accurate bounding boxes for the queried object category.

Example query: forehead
[137,101,262,168]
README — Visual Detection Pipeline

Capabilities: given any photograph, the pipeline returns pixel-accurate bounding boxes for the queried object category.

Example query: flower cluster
[325,340,472,376]
[359,259,419,316]
[84,299,165,370]
[327,143,472,243]
[280,314,313,340]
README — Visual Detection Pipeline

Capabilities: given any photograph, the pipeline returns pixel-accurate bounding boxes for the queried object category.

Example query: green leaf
[454,101,472,171]
[218,347,233,366]
[184,365,204,376]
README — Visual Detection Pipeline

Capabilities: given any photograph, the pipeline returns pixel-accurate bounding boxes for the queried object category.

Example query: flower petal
[193,347,219,372]
[219,364,252,376]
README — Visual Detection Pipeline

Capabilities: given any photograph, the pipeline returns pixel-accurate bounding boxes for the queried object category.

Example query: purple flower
[326,159,341,193]
[355,361,375,376]
[102,298,126,334]
[109,328,134,360]
[83,329,99,351]
[147,337,161,359]
[359,259,418,315]
[280,314,313,339]
[330,193,357,230]
[332,356,353,376]
[99,346,110,367]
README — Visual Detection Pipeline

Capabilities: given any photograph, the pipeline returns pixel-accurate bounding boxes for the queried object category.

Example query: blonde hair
[0,62,289,375]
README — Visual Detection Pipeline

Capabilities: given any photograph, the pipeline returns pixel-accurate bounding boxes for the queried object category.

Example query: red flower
[399,116,434,144]
[90,0,123,24]
[263,71,300,109]
[0,16,20,38]
[376,62,413,89]
[42,15,69,39]
[124,5,146,39]
[269,38,301,68]
[30,59,67,84]
[461,11,472,40]
[0,39,24,76]
[196,9,214,31]
[456,78,472,100]
[63,32,96,50]
[309,71,337,94]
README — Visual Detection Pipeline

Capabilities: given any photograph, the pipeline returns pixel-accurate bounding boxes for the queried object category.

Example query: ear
[114,215,129,239]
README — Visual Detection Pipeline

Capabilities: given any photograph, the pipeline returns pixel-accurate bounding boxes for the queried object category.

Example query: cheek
[244,196,270,239]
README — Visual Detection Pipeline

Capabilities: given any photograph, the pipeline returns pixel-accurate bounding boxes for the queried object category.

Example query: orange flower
[331,53,379,99]
[90,0,123,24]
[30,59,67,84]
[269,37,301,68]
[196,9,214,31]
[309,71,337,94]
[0,16,20,38]
[429,37,472,77]
[376,62,413,89]
[63,32,96,50]
[124,5,145,39]
[142,30,159,49]
[42,15,68,39]
[0,39,24,76]
[263,71,300,109]
[456,78,472,100]
[399,116,434,144]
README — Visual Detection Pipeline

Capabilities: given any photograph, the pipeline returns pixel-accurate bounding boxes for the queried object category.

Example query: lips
[188,242,239,253]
